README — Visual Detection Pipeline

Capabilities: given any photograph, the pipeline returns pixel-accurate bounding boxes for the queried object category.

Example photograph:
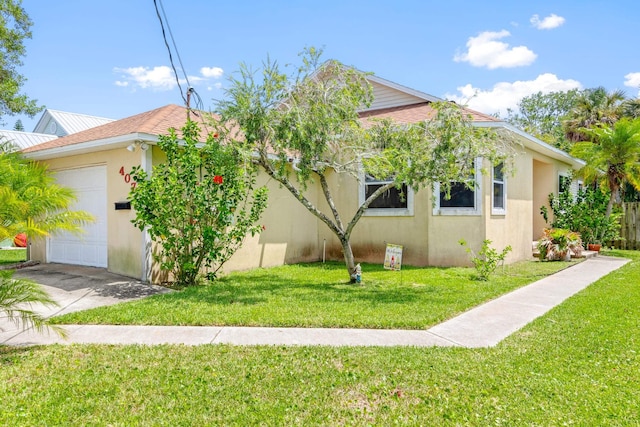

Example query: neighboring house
[0,109,114,150]
[21,74,585,282]
[0,129,57,151]
[32,109,115,137]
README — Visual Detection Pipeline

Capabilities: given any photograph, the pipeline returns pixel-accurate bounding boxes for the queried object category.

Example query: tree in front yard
[0,140,93,242]
[1,140,92,336]
[0,0,43,124]
[217,47,509,282]
[571,117,640,217]
[129,120,268,286]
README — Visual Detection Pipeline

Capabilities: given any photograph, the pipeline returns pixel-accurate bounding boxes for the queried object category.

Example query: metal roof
[0,130,58,150]
[33,109,115,135]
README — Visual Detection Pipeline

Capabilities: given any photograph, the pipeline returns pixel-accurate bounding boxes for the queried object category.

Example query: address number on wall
[119,166,137,189]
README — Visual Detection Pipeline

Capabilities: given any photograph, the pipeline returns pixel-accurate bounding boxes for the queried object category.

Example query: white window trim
[491,163,506,216]
[359,171,414,217]
[558,172,571,194]
[433,159,482,216]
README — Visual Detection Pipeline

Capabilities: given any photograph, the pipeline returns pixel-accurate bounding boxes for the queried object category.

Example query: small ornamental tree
[129,120,268,286]
[218,47,510,282]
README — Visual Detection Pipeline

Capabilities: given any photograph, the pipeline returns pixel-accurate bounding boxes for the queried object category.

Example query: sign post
[384,243,404,284]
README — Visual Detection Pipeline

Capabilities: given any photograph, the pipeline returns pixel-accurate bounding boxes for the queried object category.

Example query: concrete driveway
[1,263,170,344]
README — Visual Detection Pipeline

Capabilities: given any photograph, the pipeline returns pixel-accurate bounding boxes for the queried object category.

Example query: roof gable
[33,109,115,136]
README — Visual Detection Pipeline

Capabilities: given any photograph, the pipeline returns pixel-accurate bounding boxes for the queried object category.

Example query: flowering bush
[129,120,268,286]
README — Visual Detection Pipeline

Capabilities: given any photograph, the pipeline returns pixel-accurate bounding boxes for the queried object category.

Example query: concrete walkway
[1,256,629,348]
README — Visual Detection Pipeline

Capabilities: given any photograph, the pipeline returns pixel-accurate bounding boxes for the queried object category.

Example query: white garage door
[48,165,108,267]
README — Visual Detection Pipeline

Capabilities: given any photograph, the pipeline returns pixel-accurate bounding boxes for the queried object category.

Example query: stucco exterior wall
[221,170,321,273]
[531,154,574,240]
[30,147,145,278]
[485,153,534,263]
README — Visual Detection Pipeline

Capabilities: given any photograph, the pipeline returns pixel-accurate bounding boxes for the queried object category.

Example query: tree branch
[345,181,396,239]
[317,172,345,232]
[258,152,345,238]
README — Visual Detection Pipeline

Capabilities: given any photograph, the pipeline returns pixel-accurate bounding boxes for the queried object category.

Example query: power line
[152,0,211,133]
[153,0,186,105]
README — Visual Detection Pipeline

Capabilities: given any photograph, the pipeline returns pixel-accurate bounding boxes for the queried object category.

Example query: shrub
[540,188,621,245]
[459,239,512,281]
[537,228,583,261]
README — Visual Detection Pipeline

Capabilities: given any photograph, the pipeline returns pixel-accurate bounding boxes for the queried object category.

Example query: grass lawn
[52,260,574,329]
[0,251,638,425]
[0,248,26,265]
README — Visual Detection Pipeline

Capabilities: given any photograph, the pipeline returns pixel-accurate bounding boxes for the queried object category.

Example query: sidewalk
[1,256,629,348]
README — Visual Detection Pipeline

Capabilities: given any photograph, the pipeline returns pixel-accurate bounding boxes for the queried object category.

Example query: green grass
[0,248,26,265]
[1,251,638,425]
[52,260,575,329]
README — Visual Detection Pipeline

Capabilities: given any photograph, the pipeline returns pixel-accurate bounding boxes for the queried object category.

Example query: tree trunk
[340,238,357,283]
[606,186,618,218]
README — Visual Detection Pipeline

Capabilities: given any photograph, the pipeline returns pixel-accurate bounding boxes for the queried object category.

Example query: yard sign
[384,243,403,271]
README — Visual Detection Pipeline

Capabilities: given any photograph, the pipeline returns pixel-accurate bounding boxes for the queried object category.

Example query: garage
[47,165,108,268]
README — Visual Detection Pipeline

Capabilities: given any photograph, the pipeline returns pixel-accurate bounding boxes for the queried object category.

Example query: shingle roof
[23,105,211,153]
[359,102,500,126]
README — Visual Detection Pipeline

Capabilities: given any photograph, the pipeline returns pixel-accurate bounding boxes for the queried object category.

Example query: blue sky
[9,0,640,132]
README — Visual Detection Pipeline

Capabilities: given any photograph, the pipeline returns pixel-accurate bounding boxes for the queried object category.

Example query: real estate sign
[383,243,403,271]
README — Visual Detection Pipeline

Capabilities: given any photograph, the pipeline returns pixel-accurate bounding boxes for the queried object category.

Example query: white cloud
[454,30,537,69]
[114,65,224,91]
[445,73,582,116]
[201,66,223,78]
[114,66,177,91]
[624,72,640,95]
[530,13,566,30]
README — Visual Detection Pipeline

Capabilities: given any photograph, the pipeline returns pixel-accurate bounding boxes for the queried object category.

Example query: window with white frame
[360,174,414,216]
[492,162,506,214]
[559,174,571,194]
[433,159,482,215]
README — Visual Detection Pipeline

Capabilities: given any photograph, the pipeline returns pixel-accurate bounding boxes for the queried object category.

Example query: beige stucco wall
[221,170,321,273]
[30,147,145,279]
[484,153,533,263]
[531,153,574,240]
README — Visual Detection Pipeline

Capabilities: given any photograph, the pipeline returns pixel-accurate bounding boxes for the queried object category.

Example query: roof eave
[23,133,159,161]
[365,74,443,104]
[473,121,585,169]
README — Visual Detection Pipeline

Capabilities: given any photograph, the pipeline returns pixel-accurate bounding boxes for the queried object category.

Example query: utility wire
[152,0,211,134]
[153,0,186,105]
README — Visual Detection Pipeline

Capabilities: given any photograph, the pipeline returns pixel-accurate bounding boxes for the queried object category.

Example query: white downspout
[140,146,153,283]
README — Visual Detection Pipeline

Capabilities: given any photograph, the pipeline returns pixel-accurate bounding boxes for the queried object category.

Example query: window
[365,176,408,209]
[559,174,571,194]
[440,182,475,208]
[359,174,414,216]
[433,159,482,215]
[492,163,506,214]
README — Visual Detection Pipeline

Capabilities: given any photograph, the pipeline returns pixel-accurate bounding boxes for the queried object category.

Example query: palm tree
[623,97,640,119]
[0,140,93,240]
[0,270,66,337]
[571,117,640,217]
[1,139,92,337]
[564,87,626,142]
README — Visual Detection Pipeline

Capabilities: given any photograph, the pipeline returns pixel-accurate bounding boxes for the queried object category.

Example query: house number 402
[119,166,137,189]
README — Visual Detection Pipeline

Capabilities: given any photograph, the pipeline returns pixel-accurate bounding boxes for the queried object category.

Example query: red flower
[213,175,223,184]
[213,133,219,139]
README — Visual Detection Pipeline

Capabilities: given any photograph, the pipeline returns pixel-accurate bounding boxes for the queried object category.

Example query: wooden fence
[615,202,640,250]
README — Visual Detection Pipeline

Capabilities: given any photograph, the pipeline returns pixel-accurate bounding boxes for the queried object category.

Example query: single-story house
[21,74,584,282]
